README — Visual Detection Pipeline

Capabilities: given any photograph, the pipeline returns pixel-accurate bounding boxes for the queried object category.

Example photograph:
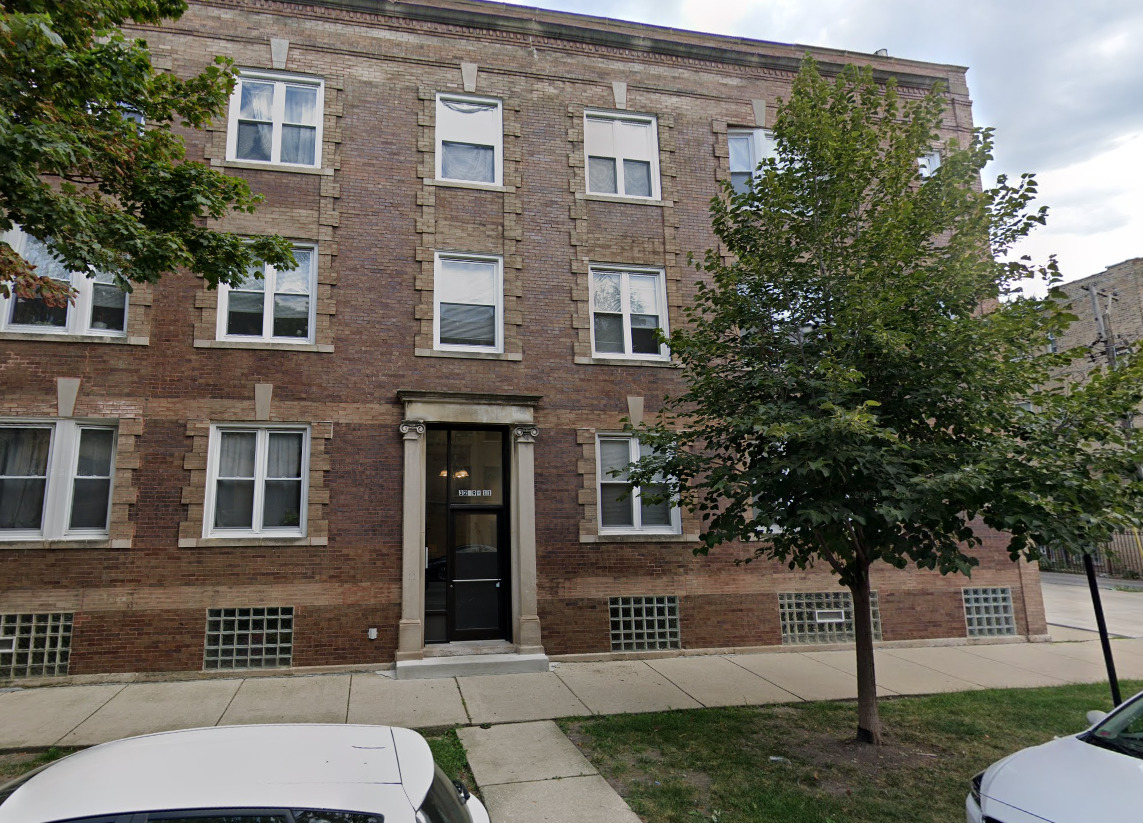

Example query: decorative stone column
[512,424,544,653]
[397,419,426,660]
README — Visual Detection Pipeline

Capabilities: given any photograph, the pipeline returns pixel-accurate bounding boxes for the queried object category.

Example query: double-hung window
[217,245,316,343]
[226,72,324,168]
[0,229,127,337]
[728,128,777,194]
[435,94,503,186]
[590,266,668,359]
[0,421,116,540]
[584,111,660,199]
[206,426,309,538]
[597,435,678,534]
[433,253,503,353]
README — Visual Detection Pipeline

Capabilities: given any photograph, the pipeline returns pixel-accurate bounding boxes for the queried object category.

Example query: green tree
[627,60,1143,744]
[0,0,293,306]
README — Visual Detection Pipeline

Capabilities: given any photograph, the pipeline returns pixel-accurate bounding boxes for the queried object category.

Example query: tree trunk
[850,568,882,744]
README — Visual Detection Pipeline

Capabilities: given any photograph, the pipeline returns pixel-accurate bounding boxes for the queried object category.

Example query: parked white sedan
[0,724,489,823]
[967,690,1143,822]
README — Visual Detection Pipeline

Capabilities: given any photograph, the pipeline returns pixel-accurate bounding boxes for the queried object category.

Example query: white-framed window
[216,245,316,343]
[435,94,503,186]
[0,421,117,540]
[918,151,941,178]
[597,435,679,534]
[433,252,503,353]
[584,111,660,199]
[205,425,309,538]
[226,71,324,168]
[590,266,668,359]
[728,128,777,194]
[0,228,127,337]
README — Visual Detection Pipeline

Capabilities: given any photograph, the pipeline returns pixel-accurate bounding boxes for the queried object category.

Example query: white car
[0,724,489,823]
[967,689,1143,822]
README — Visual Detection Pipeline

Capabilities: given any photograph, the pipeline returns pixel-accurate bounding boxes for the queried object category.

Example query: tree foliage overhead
[0,0,294,304]
[628,59,1143,743]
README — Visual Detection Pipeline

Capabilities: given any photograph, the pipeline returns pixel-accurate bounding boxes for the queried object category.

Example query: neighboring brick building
[0,0,1047,680]
[1054,258,1143,383]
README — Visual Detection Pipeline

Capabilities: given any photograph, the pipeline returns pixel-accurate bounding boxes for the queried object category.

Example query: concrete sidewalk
[4,637,1143,823]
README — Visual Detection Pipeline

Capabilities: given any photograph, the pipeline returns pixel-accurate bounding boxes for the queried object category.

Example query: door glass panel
[452,512,499,579]
[448,430,502,505]
[453,580,500,632]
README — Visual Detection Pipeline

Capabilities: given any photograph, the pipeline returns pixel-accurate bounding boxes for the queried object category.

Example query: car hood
[982,734,1143,822]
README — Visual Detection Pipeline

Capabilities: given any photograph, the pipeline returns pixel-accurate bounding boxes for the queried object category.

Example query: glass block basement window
[963,587,1017,637]
[0,612,73,678]
[204,606,293,670]
[779,591,881,644]
[609,596,681,651]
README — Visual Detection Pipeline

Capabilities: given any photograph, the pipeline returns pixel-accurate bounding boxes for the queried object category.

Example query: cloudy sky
[500,0,1143,284]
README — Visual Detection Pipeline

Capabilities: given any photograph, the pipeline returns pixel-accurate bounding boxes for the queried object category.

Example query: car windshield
[1087,694,1143,759]
[415,766,471,823]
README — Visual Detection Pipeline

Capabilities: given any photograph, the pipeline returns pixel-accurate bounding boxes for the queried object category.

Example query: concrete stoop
[394,652,550,679]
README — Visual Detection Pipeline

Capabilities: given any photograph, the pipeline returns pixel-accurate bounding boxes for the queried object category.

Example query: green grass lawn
[560,681,1143,823]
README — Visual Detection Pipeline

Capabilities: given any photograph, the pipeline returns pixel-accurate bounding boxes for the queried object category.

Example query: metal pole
[1084,551,1123,706]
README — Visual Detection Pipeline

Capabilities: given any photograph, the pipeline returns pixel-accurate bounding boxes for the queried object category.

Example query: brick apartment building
[0,0,1048,680]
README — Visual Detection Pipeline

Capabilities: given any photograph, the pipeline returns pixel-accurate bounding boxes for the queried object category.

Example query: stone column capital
[400,419,426,440]
[513,424,539,443]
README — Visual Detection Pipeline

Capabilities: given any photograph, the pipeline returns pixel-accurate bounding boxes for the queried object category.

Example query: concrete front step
[394,652,551,679]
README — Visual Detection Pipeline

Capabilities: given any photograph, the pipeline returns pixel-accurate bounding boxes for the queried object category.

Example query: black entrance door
[424,427,509,643]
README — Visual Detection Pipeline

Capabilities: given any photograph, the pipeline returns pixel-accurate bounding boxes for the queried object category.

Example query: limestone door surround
[396,390,544,660]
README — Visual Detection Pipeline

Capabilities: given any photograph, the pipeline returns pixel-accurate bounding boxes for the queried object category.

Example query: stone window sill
[584,193,670,207]
[0,332,147,346]
[179,536,328,549]
[415,348,523,361]
[215,159,333,177]
[581,533,700,544]
[0,538,131,550]
[194,339,334,352]
[431,179,513,193]
[574,356,676,368]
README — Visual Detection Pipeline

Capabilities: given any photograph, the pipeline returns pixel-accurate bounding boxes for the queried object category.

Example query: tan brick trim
[569,104,683,363]
[179,418,333,546]
[413,85,524,358]
[0,411,141,549]
[198,68,343,353]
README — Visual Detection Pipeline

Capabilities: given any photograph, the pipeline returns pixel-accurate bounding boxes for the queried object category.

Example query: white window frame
[225,70,324,169]
[216,243,317,344]
[588,265,669,360]
[596,434,680,535]
[0,420,117,541]
[435,93,503,186]
[918,151,941,178]
[584,110,661,200]
[728,128,777,193]
[204,424,311,539]
[0,228,128,338]
[433,252,504,354]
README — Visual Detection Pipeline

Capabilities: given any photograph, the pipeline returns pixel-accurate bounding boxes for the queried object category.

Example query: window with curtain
[584,112,660,199]
[209,427,308,537]
[0,228,127,337]
[0,422,117,540]
[728,128,777,194]
[227,73,323,168]
[436,95,503,185]
[218,245,315,343]
[434,253,502,352]
[590,267,668,359]
[597,435,677,534]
